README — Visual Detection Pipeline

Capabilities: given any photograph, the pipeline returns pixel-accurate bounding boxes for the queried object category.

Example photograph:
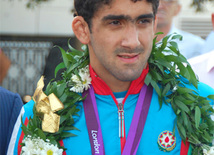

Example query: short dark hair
[74,0,159,30]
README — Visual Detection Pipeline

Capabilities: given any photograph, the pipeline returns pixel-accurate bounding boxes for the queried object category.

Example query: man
[8,0,214,154]
[188,13,214,89]
[0,87,23,155]
[0,48,11,84]
[156,0,205,59]
[203,13,214,53]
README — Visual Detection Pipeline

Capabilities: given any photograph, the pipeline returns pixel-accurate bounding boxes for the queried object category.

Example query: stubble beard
[103,47,146,82]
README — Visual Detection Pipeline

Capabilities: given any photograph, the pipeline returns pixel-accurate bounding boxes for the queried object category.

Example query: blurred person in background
[0,87,23,155]
[0,48,11,84]
[203,13,214,53]
[156,0,205,59]
[188,13,214,89]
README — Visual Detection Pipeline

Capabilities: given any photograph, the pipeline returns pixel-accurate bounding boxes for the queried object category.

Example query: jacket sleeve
[0,87,23,155]
[6,100,35,155]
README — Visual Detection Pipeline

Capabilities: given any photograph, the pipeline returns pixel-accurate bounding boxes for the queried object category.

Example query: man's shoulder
[0,87,23,106]
[197,82,214,97]
[188,50,214,64]
[173,27,205,43]
[0,86,16,98]
[178,78,214,97]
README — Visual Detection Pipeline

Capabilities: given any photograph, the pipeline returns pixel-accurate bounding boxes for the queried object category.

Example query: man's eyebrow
[102,15,132,22]
[102,13,154,22]
[136,14,155,21]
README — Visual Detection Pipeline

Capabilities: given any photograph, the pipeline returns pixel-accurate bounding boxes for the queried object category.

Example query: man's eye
[138,19,151,24]
[109,20,121,25]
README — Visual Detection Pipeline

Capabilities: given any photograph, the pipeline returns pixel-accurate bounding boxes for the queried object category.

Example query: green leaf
[162,83,171,96]
[155,32,164,35]
[202,130,212,142]
[168,45,179,55]
[63,126,80,131]
[151,80,161,97]
[186,65,198,88]
[36,128,46,140]
[160,35,171,50]
[177,87,193,95]
[55,46,69,68]
[150,70,163,81]
[61,132,77,138]
[176,63,187,76]
[195,106,201,129]
[169,41,178,50]
[181,111,189,127]
[68,40,80,53]
[174,98,190,113]
[177,119,186,140]
[21,117,32,136]
[55,62,65,78]
[59,92,68,103]
[208,94,214,100]
[56,83,66,97]
[144,73,152,85]
[171,33,183,41]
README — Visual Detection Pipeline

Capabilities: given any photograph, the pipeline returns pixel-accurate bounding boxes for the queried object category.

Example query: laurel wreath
[21,33,214,154]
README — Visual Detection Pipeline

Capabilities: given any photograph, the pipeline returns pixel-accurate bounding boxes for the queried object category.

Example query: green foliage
[26,0,49,8]
[191,0,214,12]
[21,34,214,154]
[145,33,214,154]
[21,42,89,149]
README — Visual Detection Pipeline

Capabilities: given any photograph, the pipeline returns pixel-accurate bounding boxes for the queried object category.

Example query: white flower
[21,136,63,155]
[71,75,82,84]
[70,84,84,93]
[203,146,214,155]
[69,65,91,93]
[79,71,91,90]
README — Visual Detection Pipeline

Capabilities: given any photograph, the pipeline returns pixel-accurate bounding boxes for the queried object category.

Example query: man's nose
[121,25,140,49]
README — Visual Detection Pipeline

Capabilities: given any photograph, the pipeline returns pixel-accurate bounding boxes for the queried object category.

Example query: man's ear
[72,16,90,44]
[174,4,181,16]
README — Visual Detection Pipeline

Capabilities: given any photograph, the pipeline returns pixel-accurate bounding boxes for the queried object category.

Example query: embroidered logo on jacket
[157,130,176,152]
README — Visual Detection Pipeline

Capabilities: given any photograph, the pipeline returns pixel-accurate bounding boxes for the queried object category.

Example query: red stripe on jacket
[180,140,190,155]
[18,118,29,155]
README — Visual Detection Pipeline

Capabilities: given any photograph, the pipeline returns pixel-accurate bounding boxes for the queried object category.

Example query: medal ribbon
[83,84,153,155]
[83,87,105,155]
[122,84,153,155]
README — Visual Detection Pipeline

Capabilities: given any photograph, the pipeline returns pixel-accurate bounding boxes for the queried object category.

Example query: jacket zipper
[118,103,125,138]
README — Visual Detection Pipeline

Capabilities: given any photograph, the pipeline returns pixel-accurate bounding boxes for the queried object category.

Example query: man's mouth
[117,53,139,63]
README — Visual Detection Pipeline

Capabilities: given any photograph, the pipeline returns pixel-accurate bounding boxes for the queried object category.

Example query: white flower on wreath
[21,136,63,155]
[203,146,214,155]
[69,65,92,93]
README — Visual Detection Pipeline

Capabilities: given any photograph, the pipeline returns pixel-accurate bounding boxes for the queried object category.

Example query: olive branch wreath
[21,33,214,154]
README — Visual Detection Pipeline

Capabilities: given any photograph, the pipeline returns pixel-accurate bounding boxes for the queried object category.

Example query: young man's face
[88,0,157,82]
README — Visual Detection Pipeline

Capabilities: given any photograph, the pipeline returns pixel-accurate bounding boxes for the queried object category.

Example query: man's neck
[89,64,149,95]
[89,65,131,93]
[156,23,172,42]
[96,71,131,92]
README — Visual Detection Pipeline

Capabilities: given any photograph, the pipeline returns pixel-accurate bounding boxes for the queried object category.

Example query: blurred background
[0,0,213,103]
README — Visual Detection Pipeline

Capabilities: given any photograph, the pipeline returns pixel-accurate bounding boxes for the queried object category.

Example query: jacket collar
[89,64,149,95]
